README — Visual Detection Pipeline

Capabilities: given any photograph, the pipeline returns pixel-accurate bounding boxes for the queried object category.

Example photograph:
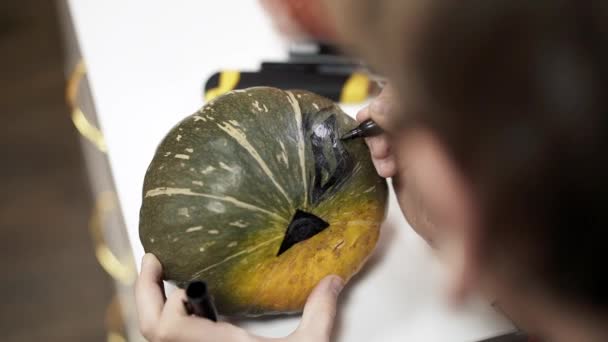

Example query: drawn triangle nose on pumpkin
[277,209,330,256]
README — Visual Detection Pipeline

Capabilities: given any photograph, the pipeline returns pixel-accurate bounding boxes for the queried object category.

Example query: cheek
[391,139,441,244]
[392,134,467,244]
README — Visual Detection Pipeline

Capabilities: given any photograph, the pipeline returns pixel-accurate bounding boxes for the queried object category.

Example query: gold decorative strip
[105,294,128,342]
[66,60,108,152]
[66,59,85,107]
[107,332,127,342]
[90,191,136,285]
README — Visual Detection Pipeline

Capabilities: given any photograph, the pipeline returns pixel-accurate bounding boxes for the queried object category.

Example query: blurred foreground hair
[331,0,608,311]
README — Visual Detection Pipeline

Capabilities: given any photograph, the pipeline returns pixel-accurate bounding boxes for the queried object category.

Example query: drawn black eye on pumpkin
[308,114,356,205]
[276,113,356,256]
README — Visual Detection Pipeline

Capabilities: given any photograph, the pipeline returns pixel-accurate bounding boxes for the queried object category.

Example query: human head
[328,1,608,340]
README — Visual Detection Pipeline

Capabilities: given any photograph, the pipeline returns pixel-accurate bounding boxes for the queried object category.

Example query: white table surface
[67,1,514,340]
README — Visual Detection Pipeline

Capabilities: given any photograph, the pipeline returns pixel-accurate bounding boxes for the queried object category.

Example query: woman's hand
[356,85,398,178]
[135,254,343,342]
[357,85,439,245]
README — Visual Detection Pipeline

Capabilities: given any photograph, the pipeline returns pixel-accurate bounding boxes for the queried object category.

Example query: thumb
[295,275,344,339]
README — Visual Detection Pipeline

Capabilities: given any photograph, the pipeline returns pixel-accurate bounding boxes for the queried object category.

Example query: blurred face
[391,127,478,299]
[371,88,586,341]
[382,91,608,342]
[361,84,481,302]
[328,1,608,340]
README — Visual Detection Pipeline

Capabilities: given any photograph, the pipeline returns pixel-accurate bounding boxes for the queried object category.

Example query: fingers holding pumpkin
[156,290,249,342]
[136,253,166,339]
[294,275,344,341]
[135,254,252,342]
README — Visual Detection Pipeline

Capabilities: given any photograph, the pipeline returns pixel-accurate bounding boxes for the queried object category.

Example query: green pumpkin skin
[140,87,387,316]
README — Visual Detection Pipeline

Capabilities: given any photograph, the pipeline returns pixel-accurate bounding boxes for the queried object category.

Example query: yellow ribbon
[204,70,240,101]
[90,191,136,286]
[105,294,128,342]
[66,60,108,152]
[66,60,135,284]
[107,332,127,342]
[340,72,370,104]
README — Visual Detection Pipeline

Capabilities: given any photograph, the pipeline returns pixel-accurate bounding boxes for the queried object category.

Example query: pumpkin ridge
[190,235,283,279]
[216,119,294,209]
[144,186,287,223]
[285,90,308,209]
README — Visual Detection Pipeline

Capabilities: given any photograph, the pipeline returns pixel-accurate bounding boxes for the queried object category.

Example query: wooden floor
[0,1,114,341]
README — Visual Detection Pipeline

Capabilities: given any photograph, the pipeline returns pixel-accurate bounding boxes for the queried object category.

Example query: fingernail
[142,253,152,268]
[329,276,344,295]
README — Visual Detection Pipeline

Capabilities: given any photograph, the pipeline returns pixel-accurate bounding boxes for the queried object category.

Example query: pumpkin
[139,87,387,316]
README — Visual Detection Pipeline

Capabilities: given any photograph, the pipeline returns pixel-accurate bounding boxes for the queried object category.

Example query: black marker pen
[184,281,218,322]
[341,119,385,141]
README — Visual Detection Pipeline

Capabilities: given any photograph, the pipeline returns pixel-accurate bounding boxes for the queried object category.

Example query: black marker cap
[185,281,218,322]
